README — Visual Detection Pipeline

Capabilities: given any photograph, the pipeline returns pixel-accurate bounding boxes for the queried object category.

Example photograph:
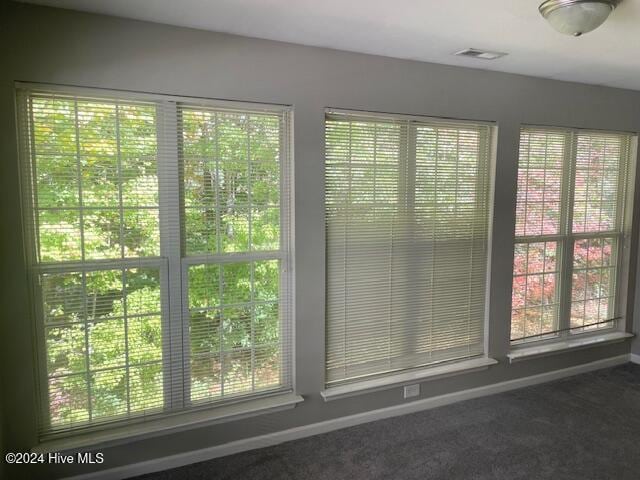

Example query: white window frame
[510,125,638,351]
[176,99,295,407]
[322,108,498,394]
[16,82,297,443]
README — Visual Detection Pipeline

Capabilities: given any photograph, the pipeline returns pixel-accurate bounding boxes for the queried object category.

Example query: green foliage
[44,268,163,425]
[33,98,283,426]
[187,260,280,402]
[181,110,280,254]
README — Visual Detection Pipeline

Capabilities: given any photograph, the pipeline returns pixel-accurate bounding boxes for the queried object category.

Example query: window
[179,106,292,403]
[511,127,634,344]
[17,86,292,439]
[324,110,493,386]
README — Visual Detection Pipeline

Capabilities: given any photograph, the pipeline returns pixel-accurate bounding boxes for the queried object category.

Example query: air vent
[454,48,507,60]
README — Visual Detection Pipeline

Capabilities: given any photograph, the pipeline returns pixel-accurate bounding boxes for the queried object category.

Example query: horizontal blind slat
[325,110,492,387]
[18,86,293,440]
[511,127,633,343]
[177,104,293,407]
[19,89,167,438]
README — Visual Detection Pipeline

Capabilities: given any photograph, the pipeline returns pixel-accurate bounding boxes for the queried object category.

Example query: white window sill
[507,331,634,364]
[32,392,304,454]
[321,357,499,402]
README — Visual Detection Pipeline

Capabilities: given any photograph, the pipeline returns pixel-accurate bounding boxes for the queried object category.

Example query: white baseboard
[67,354,631,480]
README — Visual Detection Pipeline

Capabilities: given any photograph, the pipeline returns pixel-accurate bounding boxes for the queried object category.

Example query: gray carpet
[134,364,640,480]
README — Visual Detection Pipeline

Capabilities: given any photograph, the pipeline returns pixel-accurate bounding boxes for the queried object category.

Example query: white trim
[321,357,498,401]
[182,251,284,265]
[483,126,499,358]
[283,108,297,395]
[325,107,496,127]
[324,115,494,387]
[16,81,292,113]
[34,256,166,274]
[507,331,633,363]
[521,123,638,137]
[511,128,637,347]
[19,85,298,444]
[630,353,640,364]
[35,392,303,454]
[63,354,630,480]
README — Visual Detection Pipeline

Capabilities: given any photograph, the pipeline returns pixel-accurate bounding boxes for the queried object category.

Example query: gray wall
[0,397,5,480]
[2,2,640,478]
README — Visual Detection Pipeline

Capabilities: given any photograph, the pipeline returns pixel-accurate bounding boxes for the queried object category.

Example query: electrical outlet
[404,384,420,399]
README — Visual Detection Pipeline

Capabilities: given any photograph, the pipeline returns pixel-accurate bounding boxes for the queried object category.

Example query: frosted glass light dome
[539,0,618,36]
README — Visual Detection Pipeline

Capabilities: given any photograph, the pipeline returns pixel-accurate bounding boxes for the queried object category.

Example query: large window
[511,127,634,343]
[17,86,292,439]
[179,106,292,403]
[324,110,493,386]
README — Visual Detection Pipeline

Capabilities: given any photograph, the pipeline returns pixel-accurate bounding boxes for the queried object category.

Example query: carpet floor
[134,363,640,480]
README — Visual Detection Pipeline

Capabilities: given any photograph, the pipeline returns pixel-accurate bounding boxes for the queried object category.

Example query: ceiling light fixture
[539,0,620,36]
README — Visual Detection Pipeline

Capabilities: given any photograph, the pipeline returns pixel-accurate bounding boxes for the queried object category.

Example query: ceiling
[17,0,640,91]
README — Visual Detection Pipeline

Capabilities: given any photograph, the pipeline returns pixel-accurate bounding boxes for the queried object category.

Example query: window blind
[325,110,493,386]
[178,104,293,405]
[511,127,633,343]
[17,86,292,440]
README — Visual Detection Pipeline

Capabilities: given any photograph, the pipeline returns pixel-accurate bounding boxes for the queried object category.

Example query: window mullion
[18,91,52,430]
[511,128,634,345]
[157,101,186,410]
[278,111,293,390]
[612,137,629,325]
[399,122,417,362]
[558,132,578,335]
